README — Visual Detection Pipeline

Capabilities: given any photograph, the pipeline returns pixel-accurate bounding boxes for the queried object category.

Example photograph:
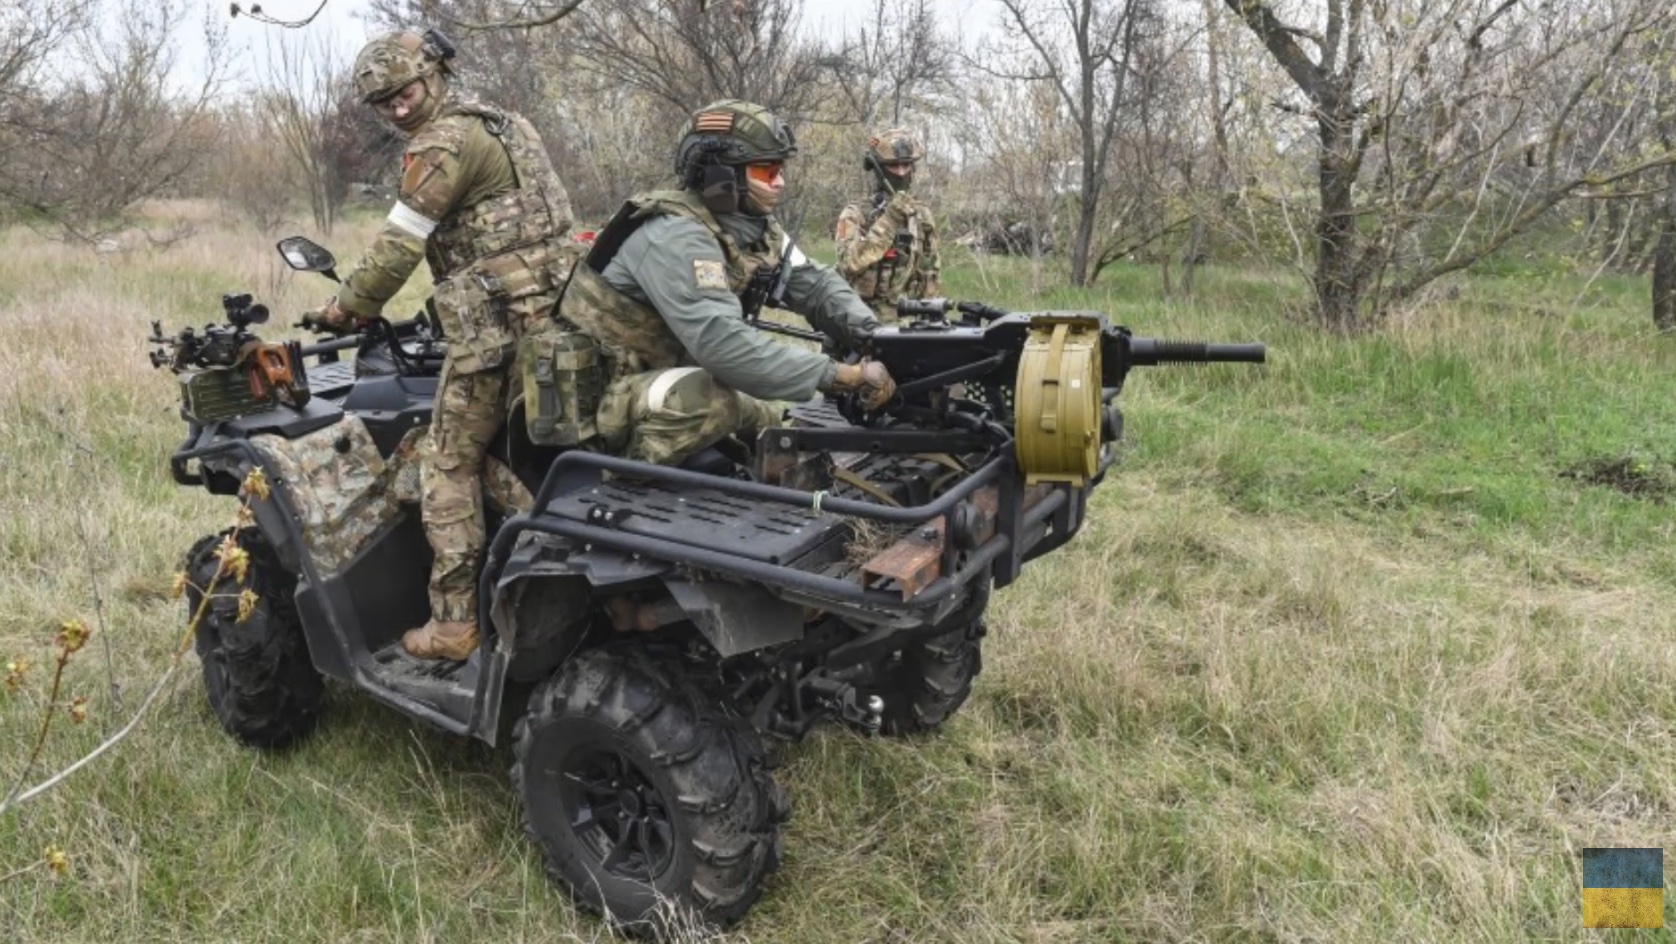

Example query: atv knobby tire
[513,647,786,934]
[185,530,324,750]
[871,619,985,736]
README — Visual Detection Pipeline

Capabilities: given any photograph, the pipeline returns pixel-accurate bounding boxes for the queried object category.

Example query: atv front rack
[480,441,1092,627]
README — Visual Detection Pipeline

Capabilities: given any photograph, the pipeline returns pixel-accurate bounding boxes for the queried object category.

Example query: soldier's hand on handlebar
[298,297,360,335]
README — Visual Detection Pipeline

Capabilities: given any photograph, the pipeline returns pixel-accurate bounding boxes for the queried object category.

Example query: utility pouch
[433,272,516,374]
[518,325,603,446]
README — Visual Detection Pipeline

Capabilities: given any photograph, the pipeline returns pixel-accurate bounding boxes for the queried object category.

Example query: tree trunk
[1315,102,1361,332]
[1654,209,1676,332]
[1070,188,1098,287]
[1180,215,1208,296]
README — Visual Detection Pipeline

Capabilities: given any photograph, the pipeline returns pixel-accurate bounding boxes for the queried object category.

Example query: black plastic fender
[489,532,806,664]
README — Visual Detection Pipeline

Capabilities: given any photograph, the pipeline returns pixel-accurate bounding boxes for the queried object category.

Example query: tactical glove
[828,360,896,411]
[886,192,915,224]
[299,298,358,335]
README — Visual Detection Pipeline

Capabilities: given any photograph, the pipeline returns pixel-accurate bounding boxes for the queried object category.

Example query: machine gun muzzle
[1123,338,1267,366]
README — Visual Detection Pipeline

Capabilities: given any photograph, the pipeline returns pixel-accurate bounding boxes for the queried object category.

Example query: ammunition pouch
[517,324,603,446]
[433,269,516,374]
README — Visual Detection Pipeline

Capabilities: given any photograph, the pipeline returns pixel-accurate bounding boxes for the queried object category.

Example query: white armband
[388,202,438,240]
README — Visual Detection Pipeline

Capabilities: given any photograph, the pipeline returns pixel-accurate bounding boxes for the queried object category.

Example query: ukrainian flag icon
[1583,847,1664,929]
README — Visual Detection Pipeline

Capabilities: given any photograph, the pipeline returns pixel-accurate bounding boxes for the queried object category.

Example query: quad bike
[148,236,1265,933]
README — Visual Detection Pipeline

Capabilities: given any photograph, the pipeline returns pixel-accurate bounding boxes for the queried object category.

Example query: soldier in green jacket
[316,29,575,662]
[552,99,896,468]
[835,128,942,323]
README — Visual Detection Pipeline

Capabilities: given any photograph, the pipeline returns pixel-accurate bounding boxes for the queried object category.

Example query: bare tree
[985,0,1157,287]
[0,1,98,184]
[1222,0,1676,330]
[1085,8,1204,286]
[559,0,828,126]
[0,1,227,239]
[818,0,954,128]
[1178,0,1234,295]
[256,29,355,235]
[949,74,1077,293]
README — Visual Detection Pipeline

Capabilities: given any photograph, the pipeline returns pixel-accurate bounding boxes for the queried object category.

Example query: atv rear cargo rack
[480,444,1094,624]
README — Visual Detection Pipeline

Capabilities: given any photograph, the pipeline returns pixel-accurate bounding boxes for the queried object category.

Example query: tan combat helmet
[865,128,926,166]
[352,30,454,104]
[865,128,925,192]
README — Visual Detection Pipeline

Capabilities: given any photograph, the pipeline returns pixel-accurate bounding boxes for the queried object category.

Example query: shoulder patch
[692,259,729,291]
[835,218,857,241]
[404,120,466,159]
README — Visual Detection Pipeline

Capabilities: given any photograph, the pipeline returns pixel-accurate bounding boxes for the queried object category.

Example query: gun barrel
[1127,338,1266,365]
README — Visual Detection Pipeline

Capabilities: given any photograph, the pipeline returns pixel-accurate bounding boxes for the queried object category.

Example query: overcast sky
[202,0,994,91]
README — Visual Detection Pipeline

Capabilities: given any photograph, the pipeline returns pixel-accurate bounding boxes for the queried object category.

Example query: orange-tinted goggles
[745,161,785,185]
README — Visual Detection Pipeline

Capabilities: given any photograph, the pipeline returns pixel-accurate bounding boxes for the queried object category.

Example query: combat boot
[401,620,480,660]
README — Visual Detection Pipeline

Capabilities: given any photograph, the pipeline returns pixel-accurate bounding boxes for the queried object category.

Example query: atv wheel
[184,530,324,751]
[513,647,786,933]
[869,619,985,736]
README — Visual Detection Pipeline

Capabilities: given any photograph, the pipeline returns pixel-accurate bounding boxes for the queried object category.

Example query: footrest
[368,643,479,706]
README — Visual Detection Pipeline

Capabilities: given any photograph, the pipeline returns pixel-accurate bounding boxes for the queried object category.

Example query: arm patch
[692,259,730,291]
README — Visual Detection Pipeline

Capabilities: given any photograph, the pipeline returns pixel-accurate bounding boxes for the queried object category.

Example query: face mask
[874,161,914,194]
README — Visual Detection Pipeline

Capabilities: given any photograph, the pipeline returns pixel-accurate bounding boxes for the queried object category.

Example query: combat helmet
[352,29,456,104]
[864,128,925,192]
[674,100,798,215]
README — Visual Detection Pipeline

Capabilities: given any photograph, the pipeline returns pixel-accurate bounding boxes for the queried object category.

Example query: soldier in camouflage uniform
[552,99,895,467]
[316,29,575,661]
[834,129,942,323]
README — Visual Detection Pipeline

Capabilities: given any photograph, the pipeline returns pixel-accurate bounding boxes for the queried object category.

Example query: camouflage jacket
[336,95,574,319]
[835,191,942,317]
[556,189,878,402]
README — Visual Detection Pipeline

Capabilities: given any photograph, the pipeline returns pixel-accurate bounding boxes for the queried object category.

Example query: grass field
[3,204,1675,942]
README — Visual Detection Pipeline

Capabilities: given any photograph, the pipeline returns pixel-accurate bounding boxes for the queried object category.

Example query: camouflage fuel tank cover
[555,189,879,402]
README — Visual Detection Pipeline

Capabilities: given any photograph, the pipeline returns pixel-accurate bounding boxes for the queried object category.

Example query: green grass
[4,211,1676,942]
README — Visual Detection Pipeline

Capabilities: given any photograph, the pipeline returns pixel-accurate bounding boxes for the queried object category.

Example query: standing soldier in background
[314,28,575,662]
[834,129,942,322]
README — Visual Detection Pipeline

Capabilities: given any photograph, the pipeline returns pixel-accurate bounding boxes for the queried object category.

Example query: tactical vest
[851,194,934,305]
[426,98,575,282]
[555,189,786,378]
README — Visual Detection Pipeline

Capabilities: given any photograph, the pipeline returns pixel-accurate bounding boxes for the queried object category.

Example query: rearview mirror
[276,236,340,282]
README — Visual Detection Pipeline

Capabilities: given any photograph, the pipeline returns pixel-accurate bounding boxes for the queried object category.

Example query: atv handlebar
[297,335,361,358]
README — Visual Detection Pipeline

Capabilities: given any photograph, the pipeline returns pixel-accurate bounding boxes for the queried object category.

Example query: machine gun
[148,293,311,422]
[761,296,1265,492]
[871,296,1264,407]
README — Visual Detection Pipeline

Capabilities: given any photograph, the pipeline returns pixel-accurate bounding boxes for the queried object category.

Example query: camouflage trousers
[596,367,786,467]
[421,294,550,625]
